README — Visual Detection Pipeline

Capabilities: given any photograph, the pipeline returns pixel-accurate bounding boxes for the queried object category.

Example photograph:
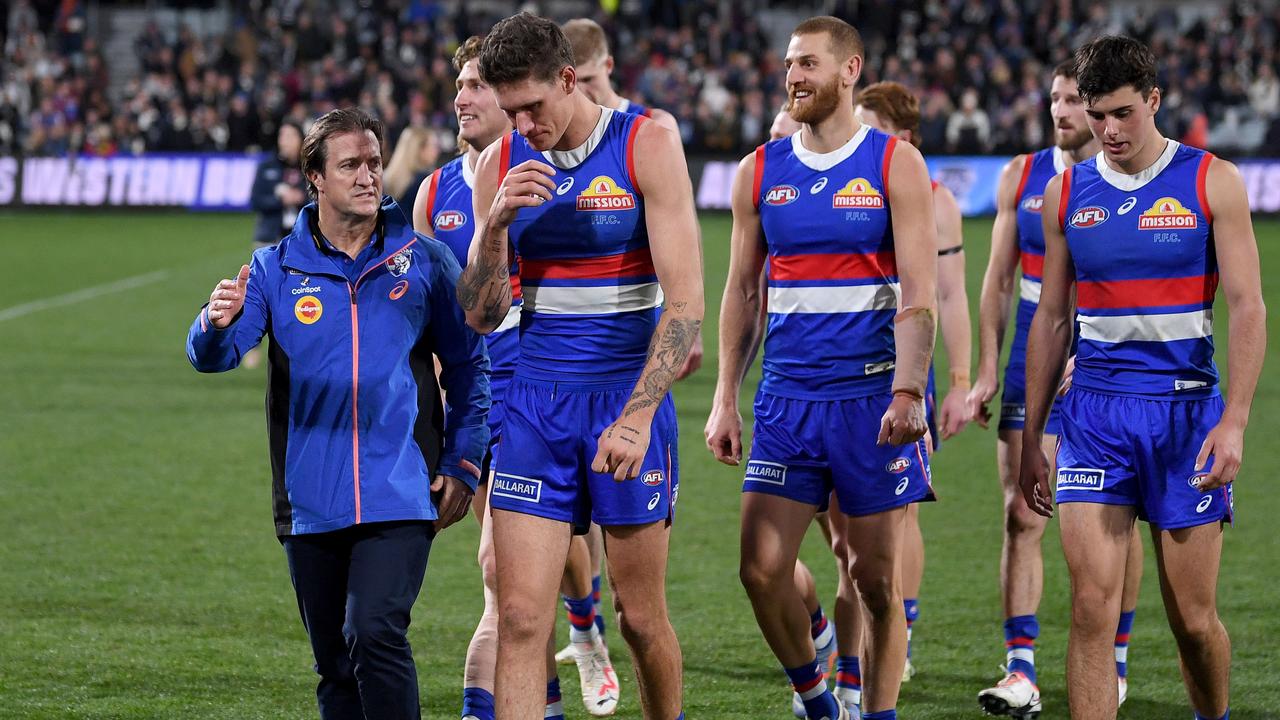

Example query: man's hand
[1193,418,1245,491]
[1019,438,1054,517]
[676,331,704,380]
[431,475,474,532]
[207,265,250,329]
[704,403,743,466]
[878,392,928,446]
[593,414,653,481]
[966,367,999,428]
[490,159,557,229]
[939,386,970,439]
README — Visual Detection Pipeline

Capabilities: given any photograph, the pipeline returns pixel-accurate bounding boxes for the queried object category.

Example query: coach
[186,107,490,720]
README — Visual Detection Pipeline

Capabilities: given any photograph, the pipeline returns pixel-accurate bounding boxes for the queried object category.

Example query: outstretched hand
[207,265,250,329]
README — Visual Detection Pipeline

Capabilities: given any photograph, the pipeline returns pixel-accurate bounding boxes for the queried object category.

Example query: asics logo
[647,492,661,511]
[1117,196,1138,215]
[556,177,576,196]
[1196,495,1213,513]
[810,177,828,194]
[895,477,910,496]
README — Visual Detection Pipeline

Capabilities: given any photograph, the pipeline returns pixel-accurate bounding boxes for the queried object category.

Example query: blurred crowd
[4,0,1280,161]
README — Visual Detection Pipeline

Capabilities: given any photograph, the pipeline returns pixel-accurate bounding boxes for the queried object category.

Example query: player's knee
[615,605,668,651]
[739,556,789,599]
[1068,587,1118,635]
[497,600,548,646]
[1167,607,1222,646]
[1005,499,1046,538]
[854,572,896,617]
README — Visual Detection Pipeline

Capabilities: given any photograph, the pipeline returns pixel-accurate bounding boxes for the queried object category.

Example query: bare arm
[879,139,938,445]
[1020,173,1075,516]
[1194,157,1267,489]
[968,155,1027,425]
[456,142,555,333]
[411,167,438,238]
[649,108,681,134]
[593,120,704,480]
[932,182,972,438]
[705,151,768,464]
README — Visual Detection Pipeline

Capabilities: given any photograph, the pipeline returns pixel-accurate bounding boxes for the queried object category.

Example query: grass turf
[0,210,1277,719]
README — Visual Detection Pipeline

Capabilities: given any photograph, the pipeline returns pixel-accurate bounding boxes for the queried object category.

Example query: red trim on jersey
[519,247,656,281]
[1020,252,1045,278]
[423,167,443,230]
[1076,274,1219,310]
[1196,153,1215,226]
[642,108,653,118]
[497,133,512,181]
[881,135,899,198]
[625,115,647,193]
[769,251,898,281]
[930,179,939,191]
[1057,166,1073,231]
[752,145,766,209]
[1014,154,1034,205]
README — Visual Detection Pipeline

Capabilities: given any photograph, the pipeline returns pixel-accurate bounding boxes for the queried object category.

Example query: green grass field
[1,210,1277,719]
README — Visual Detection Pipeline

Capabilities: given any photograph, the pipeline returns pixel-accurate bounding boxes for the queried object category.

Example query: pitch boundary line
[0,270,171,323]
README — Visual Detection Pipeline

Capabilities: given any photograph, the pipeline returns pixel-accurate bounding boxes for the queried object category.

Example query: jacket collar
[280,197,417,279]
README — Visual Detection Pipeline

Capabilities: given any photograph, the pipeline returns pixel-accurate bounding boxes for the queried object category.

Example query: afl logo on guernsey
[1138,197,1197,230]
[576,175,636,211]
[1021,194,1044,213]
[435,210,467,232]
[765,184,799,205]
[832,178,884,209]
[294,296,323,324]
[1069,206,1109,229]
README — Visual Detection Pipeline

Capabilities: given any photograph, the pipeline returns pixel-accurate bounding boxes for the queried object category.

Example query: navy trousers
[283,521,434,720]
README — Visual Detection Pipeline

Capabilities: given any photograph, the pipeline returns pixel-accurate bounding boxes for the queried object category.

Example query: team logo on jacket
[1069,206,1108,229]
[764,184,799,205]
[832,178,884,209]
[434,210,467,232]
[387,250,412,277]
[1138,196,1197,230]
[1021,194,1044,213]
[576,175,636,211]
[294,296,323,324]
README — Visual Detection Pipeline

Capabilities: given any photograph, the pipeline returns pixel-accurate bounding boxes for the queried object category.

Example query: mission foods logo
[435,210,467,231]
[832,178,884,209]
[1021,194,1044,213]
[577,175,636,211]
[1138,196,1197,230]
[765,184,799,205]
[1069,206,1108,228]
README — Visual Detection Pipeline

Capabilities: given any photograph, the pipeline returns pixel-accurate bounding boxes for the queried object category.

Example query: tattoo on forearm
[622,315,702,417]
[456,226,511,328]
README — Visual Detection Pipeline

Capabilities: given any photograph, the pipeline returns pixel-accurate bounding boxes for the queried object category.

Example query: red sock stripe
[1114,633,1131,644]
[793,674,825,694]
[835,671,862,686]
[811,616,829,634]
[1006,637,1036,648]
[567,610,596,627]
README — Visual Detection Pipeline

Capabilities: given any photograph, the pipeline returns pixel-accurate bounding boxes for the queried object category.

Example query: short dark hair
[479,12,573,88]
[1072,36,1157,102]
[300,107,385,199]
[453,35,484,72]
[792,16,864,62]
[1052,57,1077,81]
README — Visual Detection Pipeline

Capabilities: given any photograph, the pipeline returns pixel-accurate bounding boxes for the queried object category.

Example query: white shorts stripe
[1020,276,1042,304]
[1078,309,1213,344]
[495,303,521,332]
[523,282,662,316]
[767,283,900,315]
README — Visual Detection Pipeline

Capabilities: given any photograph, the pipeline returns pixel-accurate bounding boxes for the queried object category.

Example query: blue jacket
[187,198,490,536]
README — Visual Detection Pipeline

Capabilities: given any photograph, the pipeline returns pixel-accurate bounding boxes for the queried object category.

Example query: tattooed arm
[458,141,557,333]
[591,120,705,481]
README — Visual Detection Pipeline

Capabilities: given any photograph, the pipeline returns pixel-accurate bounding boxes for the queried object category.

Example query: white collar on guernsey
[462,152,476,189]
[1052,146,1067,174]
[614,98,632,112]
[542,107,613,169]
[790,123,871,172]
[1094,139,1179,191]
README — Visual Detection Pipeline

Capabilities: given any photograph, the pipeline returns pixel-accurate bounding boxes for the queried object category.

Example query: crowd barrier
[4,153,1279,215]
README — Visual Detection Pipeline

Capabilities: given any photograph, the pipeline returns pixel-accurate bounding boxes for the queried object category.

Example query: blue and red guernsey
[1059,141,1219,398]
[502,108,658,383]
[1009,146,1067,361]
[422,155,521,400]
[755,124,901,399]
